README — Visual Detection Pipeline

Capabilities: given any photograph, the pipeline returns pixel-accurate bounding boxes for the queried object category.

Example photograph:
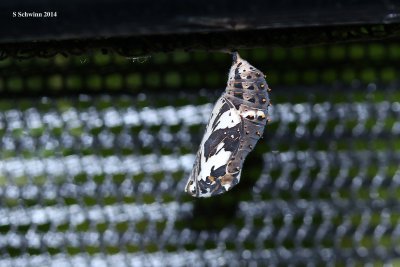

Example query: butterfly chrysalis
[185,52,271,197]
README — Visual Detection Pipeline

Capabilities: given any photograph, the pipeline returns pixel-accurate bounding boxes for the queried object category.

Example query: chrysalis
[185,52,271,197]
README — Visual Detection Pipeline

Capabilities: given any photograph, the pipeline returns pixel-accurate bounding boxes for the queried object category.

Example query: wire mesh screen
[0,42,400,267]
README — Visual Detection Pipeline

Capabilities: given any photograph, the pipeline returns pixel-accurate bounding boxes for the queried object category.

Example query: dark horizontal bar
[0,0,400,57]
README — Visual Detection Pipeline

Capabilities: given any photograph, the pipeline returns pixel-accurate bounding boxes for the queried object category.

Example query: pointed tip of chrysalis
[227,51,270,95]
[228,51,264,83]
[232,51,241,63]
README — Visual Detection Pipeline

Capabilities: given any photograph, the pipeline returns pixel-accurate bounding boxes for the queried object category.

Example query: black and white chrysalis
[185,52,271,197]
